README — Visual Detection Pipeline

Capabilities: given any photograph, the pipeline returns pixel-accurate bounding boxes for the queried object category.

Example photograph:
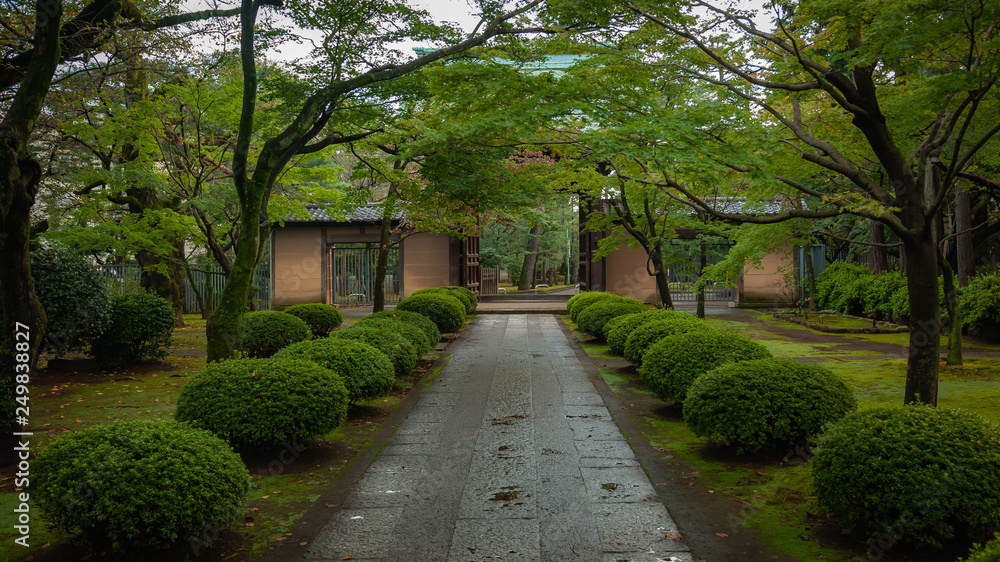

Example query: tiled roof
[288,204,406,223]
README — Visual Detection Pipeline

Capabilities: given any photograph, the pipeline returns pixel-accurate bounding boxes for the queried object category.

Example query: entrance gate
[327,243,400,305]
[665,242,734,302]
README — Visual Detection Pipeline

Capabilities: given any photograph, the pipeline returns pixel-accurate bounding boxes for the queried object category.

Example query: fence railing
[94,263,271,314]
[481,266,500,295]
[327,244,401,305]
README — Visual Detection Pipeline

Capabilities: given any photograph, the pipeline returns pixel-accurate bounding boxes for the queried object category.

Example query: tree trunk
[696,239,706,319]
[137,241,185,327]
[518,224,542,290]
[955,182,974,287]
[206,206,264,361]
[940,256,963,365]
[649,242,674,310]
[870,222,888,275]
[372,191,398,313]
[804,244,818,312]
[902,234,940,405]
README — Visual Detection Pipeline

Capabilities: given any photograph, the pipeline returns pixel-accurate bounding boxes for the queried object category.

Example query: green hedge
[813,405,1000,550]
[567,291,619,323]
[283,303,344,337]
[90,292,175,369]
[604,309,681,355]
[962,271,1000,338]
[413,286,477,314]
[623,314,713,364]
[31,247,111,357]
[683,359,857,454]
[275,338,394,403]
[175,357,349,448]
[577,297,647,338]
[34,420,249,552]
[639,330,773,403]
[237,311,311,358]
[814,262,873,316]
[365,310,440,347]
[332,324,418,376]
[395,292,466,333]
[356,316,432,356]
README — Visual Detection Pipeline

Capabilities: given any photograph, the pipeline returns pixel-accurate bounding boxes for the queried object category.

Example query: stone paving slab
[305,315,691,561]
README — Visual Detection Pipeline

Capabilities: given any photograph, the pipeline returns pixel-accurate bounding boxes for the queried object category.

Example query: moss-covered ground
[565,310,1000,562]
[0,314,455,562]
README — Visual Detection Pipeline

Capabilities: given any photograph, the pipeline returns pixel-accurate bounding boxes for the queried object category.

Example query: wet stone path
[306,315,693,562]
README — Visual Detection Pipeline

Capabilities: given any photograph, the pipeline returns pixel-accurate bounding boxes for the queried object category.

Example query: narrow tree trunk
[649,243,674,310]
[372,191,398,313]
[518,224,542,290]
[902,235,941,405]
[939,255,963,365]
[955,182,974,287]
[696,239,707,319]
[804,244,818,312]
[870,222,888,275]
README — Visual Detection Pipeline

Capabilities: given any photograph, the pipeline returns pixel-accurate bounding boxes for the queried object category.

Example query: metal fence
[327,243,400,305]
[481,266,500,295]
[94,263,271,314]
[664,242,735,302]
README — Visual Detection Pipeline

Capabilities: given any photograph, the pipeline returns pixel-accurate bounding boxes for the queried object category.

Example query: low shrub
[605,309,681,355]
[332,324,418,376]
[31,247,111,357]
[237,310,311,358]
[864,270,906,321]
[365,310,441,347]
[622,314,712,364]
[89,292,175,369]
[577,297,647,338]
[414,286,477,314]
[962,271,1000,338]
[275,338,394,403]
[814,262,873,316]
[396,292,466,333]
[34,420,249,552]
[174,357,349,448]
[356,316,432,356]
[964,534,1000,562]
[640,331,773,403]
[283,303,343,337]
[813,406,1000,550]
[683,358,856,454]
[567,291,619,323]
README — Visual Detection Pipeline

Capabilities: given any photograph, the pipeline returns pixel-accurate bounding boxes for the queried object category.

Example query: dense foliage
[567,291,619,323]
[814,262,874,317]
[356,316,432,356]
[90,292,175,369]
[813,406,1000,549]
[275,338,395,403]
[962,271,1000,338]
[683,359,857,454]
[283,303,344,337]
[332,323,418,376]
[395,292,466,333]
[413,286,477,314]
[30,247,111,356]
[364,310,441,347]
[622,314,713,364]
[237,311,311,358]
[33,420,249,552]
[640,330,773,403]
[604,309,681,355]
[963,534,1000,562]
[174,357,349,448]
[576,297,647,337]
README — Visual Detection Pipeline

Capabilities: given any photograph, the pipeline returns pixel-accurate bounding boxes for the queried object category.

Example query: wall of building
[401,232,453,296]
[272,227,324,308]
[740,246,795,305]
[604,243,659,304]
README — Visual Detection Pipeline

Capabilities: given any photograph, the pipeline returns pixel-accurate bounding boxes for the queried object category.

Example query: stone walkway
[305,315,693,561]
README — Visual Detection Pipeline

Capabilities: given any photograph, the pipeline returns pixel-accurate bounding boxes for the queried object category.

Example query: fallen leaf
[300,542,308,546]
[325,503,339,508]
[665,533,682,540]
[245,523,255,527]
[275,536,286,541]
[756,471,769,476]
[715,533,729,538]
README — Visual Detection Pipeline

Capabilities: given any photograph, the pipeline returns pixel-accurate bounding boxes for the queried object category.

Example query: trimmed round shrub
[175,357,349,448]
[31,247,111,357]
[683,358,857,454]
[964,534,1000,562]
[414,286,477,314]
[283,303,343,337]
[365,310,441,347]
[237,310,310,358]
[812,406,1000,550]
[567,291,619,323]
[577,297,647,337]
[356,316,432,356]
[34,419,249,552]
[605,309,682,355]
[396,292,466,333]
[275,338,394,403]
[90,292,175,369]
[623,314,713,364]
[332,324,418,376]
[639,330,773,403]
[962,271,1000,338]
